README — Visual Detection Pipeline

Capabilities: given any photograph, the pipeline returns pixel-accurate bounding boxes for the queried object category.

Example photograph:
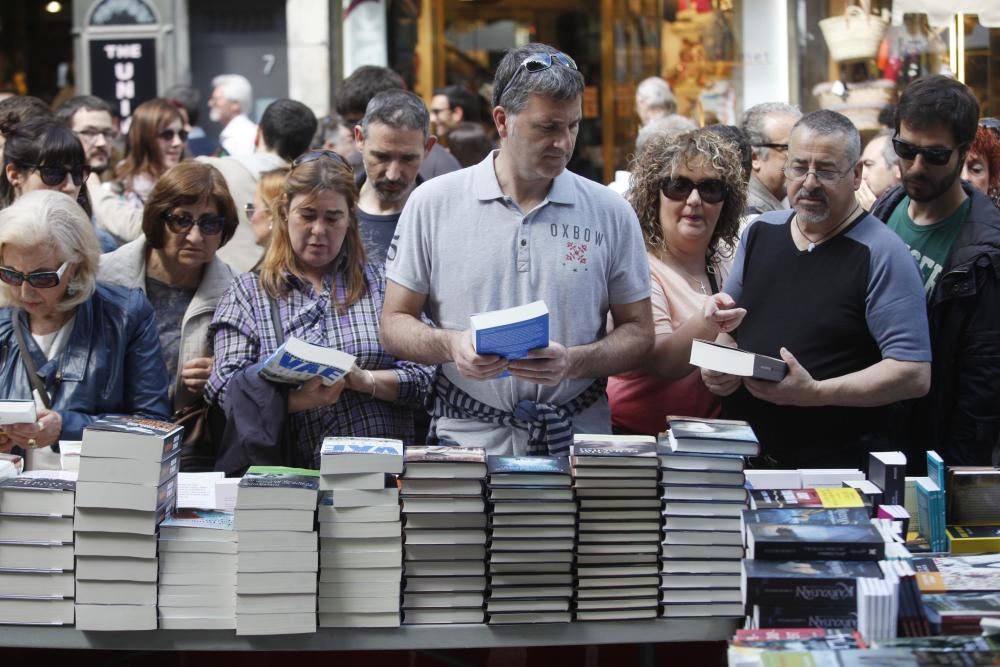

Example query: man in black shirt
[702,110,932,468]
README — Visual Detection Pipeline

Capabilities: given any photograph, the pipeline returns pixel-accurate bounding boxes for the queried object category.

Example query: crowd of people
[0,43,998,476]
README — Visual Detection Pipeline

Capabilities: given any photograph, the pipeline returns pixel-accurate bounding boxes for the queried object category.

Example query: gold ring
[27,439,36,449]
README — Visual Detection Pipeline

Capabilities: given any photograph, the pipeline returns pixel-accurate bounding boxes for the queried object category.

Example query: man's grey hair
[211,74,253,116]
[635,77,676,115]
[635,114,696,152]
[361,89,430,141]
[492,42,584,115]
[792,109,862,165]
[871,128,899,167]
[741,102,801,161]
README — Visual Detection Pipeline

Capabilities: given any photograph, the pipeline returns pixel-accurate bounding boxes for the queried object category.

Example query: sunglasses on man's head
[26,164,91,187]
[164,212,226,236]
[0,261,69,289]
[291,149,352,172]
[891,136,965,166]
[495,50,579,106]
[660,176,727,204]
[158,128,190,142]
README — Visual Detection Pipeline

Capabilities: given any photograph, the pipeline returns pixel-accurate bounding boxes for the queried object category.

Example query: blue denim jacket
[0,283,171,440]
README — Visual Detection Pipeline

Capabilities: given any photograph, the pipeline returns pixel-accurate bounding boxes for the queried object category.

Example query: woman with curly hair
[607,128,748,435]
[962,125,1000,208]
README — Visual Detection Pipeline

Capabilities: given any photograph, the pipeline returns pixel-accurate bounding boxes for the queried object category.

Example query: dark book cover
[569,440,657,458]
[667,417,759,443]
[487,456,570,476]
[742,507,871,527]
[743,559,882,608]
[0,476,75,493]
[753,605,858,631]
[867,451,905,506]
[747,523,885,561]
[405,446,486,463]
[239,466,320,490]
[87,415,181,438]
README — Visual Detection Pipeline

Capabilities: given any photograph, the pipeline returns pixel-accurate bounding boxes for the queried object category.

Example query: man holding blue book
[381,43,653,457]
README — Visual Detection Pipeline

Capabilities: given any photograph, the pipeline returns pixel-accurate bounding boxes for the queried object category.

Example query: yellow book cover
[815,487,865,508]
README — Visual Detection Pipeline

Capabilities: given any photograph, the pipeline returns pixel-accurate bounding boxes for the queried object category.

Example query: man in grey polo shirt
[380,42,653,456]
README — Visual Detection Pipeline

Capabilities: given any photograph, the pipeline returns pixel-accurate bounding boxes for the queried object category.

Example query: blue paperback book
[470,301,549,378]
[258,337,356,386]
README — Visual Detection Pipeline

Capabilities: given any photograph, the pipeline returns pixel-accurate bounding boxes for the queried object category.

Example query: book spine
[751,541,885,561]
[752,355,787,382]
[746,577,859,609]
[754,606,858,630]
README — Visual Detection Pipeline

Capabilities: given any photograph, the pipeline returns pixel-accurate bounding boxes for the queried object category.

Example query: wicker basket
[813,79,895,131]
[819,6,888,63]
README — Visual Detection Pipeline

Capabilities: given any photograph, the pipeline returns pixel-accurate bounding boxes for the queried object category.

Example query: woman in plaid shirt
[205,151,434,468]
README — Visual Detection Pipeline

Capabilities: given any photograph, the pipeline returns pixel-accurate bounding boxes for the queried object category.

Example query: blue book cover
[487,456,570,476]
[320,438,403,457]
[258,337,355,386]
[742,507,872,527]
[927,451,945,490]
[471,301,549,367]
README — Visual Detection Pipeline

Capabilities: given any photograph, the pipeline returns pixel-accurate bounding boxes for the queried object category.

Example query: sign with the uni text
[89,38,157,120]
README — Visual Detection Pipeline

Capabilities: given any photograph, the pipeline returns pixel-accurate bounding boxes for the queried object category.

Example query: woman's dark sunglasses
[164,212,226,236]
[159,128,190,142]
[660,176,727,204]
[26,164,91,187]
[0,261,69,289]
[891,136,966,166]
[291,149,352,171]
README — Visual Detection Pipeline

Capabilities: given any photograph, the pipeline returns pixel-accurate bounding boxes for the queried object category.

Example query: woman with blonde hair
[206,151,433,470]
[607,129,748,435]
[0,190,170,469]
[245,167,289,250]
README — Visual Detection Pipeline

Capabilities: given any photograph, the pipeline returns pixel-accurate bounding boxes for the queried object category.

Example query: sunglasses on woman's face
[164,212,226,236]
[660,176,727,204]
[0,261,69,289]
[25,164,91,187]
[158,128,190,142]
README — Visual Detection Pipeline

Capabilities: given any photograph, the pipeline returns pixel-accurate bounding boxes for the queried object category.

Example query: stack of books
[657,417,758,620]
[485,455,575,624]
[400,446,488,625]
[0,471,77,624]
[234,466,319,635]
[570,434,660,621]
[317,437,403,628]
[74,417,182,630]
[157,509,237,629]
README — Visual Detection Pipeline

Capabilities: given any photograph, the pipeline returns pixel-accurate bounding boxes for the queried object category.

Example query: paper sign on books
[258,337,356,386]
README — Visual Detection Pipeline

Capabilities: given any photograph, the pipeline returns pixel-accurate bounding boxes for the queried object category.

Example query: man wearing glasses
[740,102,802,216]
[870,76,1000,467]
[703,110,930,470]
[381,43,653,456]
[54,96,118,178]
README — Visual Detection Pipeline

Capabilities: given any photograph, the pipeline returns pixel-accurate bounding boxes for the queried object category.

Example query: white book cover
[258,337,355,386]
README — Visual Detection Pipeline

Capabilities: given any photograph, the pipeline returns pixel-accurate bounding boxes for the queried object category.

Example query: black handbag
[174,399,225,472]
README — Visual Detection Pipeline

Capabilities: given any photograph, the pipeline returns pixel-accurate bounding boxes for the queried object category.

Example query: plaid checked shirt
[205,262,434,468]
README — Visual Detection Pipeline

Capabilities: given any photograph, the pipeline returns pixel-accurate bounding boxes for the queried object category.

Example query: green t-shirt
[887,195,970,295]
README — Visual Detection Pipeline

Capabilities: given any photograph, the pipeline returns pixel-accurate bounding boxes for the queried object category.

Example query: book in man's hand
[689,338,787,382]
[471,300,549,361]
[258,337,356,387]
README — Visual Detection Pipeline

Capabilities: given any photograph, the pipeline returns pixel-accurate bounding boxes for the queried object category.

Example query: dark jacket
[870,184,1000,467]
[0,283,171,441]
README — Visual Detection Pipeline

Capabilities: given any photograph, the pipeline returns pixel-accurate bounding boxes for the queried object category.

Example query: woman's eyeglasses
[164,212,226,236]
[494,51,578,105]
[660,176,728,204]
[291,150,352,171]
[158,128,190,142]
[0,261,69,289]
[891,136,965,166]
[25,164,91,187]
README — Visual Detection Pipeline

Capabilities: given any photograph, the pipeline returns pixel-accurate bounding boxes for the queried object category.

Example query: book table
[0,618,738,651]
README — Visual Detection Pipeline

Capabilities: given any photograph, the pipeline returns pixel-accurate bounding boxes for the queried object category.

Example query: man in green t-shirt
[871,75,1000,469]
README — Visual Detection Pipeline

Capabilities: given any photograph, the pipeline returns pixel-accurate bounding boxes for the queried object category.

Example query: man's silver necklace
[794,203,860,253]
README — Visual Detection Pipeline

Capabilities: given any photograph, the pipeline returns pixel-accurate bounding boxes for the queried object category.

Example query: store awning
[891,0,1000,28]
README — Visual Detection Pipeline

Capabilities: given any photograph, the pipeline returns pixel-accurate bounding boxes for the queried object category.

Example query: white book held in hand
[689,338,787,382]
[470,300,549,360]
[0,400,36,425]
[258,337,356,386]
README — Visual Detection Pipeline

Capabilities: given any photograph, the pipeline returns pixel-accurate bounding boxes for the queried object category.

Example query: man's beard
[374,179,408,204]
[793,186,831,226]
[209,107,223,124]
[902,159,963,203]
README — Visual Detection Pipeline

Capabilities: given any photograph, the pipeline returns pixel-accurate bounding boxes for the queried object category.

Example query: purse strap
[11,313,52,410]
[268,296,284,346]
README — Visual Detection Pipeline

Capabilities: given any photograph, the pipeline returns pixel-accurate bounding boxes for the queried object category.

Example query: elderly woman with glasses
[99,161,238,464]
[0,190,170,469]
[607,129,748,435]
[206,151,434,470]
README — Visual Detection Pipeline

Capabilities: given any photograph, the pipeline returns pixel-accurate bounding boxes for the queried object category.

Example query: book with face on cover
[258,336,356,387]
